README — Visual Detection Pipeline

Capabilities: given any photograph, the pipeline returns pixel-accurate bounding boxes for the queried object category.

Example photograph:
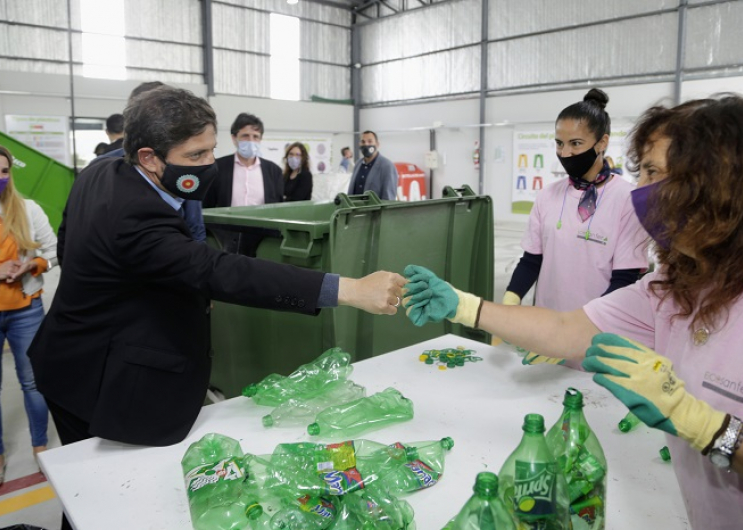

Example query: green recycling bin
[0,131,75,233]
[203,186,494,398]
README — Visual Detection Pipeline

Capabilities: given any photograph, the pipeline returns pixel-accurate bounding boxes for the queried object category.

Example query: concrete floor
[0,221,528,529]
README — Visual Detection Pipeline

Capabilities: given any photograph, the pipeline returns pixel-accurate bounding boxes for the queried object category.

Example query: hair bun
[584,88,609,109]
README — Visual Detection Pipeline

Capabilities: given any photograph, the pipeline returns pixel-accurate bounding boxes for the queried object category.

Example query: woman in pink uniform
[504,88,648,365]
[403,95,743,529]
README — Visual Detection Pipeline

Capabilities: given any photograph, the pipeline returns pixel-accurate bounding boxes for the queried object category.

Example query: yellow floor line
[0,485,56,515]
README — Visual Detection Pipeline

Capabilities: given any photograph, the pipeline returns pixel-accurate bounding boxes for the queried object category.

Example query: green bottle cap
[618,419,632,433]
[660,446,671,461]
[261,415,274,428]
[473,471,499,496]
[440,437,455,450]
[522,413,545,433]
[563,387,584,409]
[425,357,434,364]
[245,502,263,520]
[307,423,320,436]
[242,384,258,398]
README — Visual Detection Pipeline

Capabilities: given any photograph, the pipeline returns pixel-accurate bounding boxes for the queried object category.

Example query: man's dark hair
[341,147,351,156]
[361,130,378,142]
[105,114,124,134]
[94,142,109,156]
[128,81,166,104]
[230,113,264,137]
[123,87,217,164]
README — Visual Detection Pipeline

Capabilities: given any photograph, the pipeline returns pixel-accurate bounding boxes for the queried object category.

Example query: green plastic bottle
[442,472,516,530]
[181,433,251,530]
[498,414,571,530]
[307,388,414,439]
[618,411,642,433]
[374,437,455,496]
[243,348,353,406]
[546,388,607,529]
[331,484,416,530]
[262,380,366,428]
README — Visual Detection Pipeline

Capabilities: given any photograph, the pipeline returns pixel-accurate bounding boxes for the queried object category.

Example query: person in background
[402,95,743,530]
[339,146,355,174]
[502,89,647,366]
[282,142,313,201]
[94,142,109,157]
[0,145,57,485]
[347,131,398,200]
[203,113,283,209]
[95,81,206,243]
[605,155,624,176]
[102,114,124,154]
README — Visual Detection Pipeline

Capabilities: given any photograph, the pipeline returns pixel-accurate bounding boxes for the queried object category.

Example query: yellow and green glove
[402,264,483,328]
[501,291,566,366]
[583,333,727,452]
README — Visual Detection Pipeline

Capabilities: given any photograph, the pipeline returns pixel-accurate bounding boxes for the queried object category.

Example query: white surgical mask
[237,141,261,159]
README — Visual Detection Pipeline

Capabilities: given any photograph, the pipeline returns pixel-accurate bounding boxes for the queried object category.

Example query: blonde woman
[0,145,57,483]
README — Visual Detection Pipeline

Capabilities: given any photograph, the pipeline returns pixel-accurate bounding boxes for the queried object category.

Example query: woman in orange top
[0,145,57,484]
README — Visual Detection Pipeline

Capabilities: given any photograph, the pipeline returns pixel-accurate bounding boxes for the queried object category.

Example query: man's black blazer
[202,154,284,208]
[28,158,325,446]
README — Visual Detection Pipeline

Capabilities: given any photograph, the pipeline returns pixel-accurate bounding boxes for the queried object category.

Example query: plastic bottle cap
[242,385,258,398]
[261,415,274,428]
[618,419,631,433]
[660,446,671,461]
[563,387,584,408]
[308,423,320,436]
[425,357,434,364]
[522,413,545,433]
[419,354,429,362]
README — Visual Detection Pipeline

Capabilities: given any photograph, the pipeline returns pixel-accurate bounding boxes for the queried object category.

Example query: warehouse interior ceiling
[310,0,459,20]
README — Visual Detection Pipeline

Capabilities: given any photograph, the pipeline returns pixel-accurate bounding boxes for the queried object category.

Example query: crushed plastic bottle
[307,388,414,439]
[243,348,353,406]
[262,380,366,428]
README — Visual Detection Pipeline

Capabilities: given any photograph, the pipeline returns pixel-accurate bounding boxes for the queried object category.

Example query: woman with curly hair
[282,142,313,201]
[402,95,743,528]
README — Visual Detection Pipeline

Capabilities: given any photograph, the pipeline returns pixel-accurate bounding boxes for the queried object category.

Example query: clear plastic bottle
[181,433,251,530]
[546,388,607,529]
[307,388,414,439]
[243,348,353,406]
[373,437,455,496]
[499,414,571,530]
[262,380,366,428]
[332,484,416,530]
[442,472,516,530]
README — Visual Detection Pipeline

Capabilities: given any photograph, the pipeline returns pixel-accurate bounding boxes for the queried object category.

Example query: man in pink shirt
[402,96,743,529]
[203,113,285,255]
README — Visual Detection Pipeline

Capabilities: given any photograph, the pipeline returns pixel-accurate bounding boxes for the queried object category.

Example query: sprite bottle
[181,433,251,530]
[307,388,414,439]
[499,414,571,530]
[442,472,516,530]
[546,388,607,530]
[375,437,455,496]
[243,348,353,406]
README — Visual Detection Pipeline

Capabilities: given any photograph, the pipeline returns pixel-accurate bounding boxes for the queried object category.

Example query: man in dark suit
[347,130,399,200]
[28,87,404,451]
[102,113,124,153]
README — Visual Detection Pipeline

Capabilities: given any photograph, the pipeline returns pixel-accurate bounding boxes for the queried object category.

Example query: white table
[39,334,688,529]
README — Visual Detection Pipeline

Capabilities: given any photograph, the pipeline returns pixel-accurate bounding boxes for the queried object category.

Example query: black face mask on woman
[159,161,218,201]
[557,142,599,181]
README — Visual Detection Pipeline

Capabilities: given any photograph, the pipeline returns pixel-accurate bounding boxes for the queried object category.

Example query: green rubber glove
[403,264,482,328]
[583,333,726,452]
[522,352,566,366]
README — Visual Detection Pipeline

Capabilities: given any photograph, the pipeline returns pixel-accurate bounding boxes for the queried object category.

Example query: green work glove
[403,264,482,328]
[583,333,726,452]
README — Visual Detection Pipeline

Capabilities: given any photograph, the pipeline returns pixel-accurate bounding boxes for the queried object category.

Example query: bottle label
[320,467,365,495]
[184,457,244,496]
[513,460,557,520]
[317,441,357,472]
[576,449,605,483]
[390,442,441,490]
[298,495,337,520]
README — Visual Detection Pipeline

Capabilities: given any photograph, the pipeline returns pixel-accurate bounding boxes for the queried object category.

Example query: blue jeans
[0,297,48,453]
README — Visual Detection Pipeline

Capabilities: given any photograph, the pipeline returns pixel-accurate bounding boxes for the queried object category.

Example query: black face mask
[557,143,599,180]
[159,161,218,201]
[360,145,376,158]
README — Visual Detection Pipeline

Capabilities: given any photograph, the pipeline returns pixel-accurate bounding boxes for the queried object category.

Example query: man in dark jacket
[29,86,404,450]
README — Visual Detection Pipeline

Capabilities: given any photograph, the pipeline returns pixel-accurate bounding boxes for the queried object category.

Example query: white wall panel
[300,63,350,101]
[685,2,743,69]
[301,20,349,65]
[126,41,203,75]
[213,3,269,53]
[125,0,202,44]
[213,49,269,97]
[488,14,677,90]
[220,0,352,26]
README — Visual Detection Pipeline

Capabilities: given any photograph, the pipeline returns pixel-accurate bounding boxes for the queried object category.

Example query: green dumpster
[0,131,75,233]
[203,186,494,398]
